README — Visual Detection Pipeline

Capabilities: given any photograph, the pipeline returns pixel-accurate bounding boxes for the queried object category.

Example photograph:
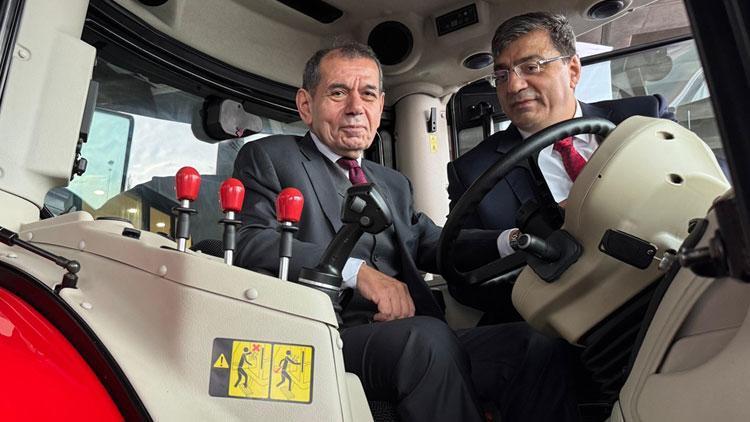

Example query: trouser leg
[341,316,484,422]
[457,322,579,422]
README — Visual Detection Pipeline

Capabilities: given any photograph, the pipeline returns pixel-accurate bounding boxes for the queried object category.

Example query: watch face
[509,229,521,250]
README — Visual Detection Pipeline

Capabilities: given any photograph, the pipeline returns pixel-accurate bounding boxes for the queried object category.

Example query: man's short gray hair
[491,12,576,58]
[302,42,384,93]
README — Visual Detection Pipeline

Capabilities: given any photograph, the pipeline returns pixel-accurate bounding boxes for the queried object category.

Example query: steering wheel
[438,117,616,288]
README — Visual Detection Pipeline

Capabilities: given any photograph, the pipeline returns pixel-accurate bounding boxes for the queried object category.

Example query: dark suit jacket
[447,95,674,231]
[233,133,445,319]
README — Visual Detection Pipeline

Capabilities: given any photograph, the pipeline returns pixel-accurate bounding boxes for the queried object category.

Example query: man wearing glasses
[446,12,672,321]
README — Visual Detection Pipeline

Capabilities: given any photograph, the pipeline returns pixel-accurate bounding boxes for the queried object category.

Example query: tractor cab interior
[2,0,750,421]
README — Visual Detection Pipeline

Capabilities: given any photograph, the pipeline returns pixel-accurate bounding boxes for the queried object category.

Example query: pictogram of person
[275,350,300,391]
[233,347,252,388]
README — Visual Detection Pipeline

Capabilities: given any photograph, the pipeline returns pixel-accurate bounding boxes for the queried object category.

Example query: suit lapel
[360,161,411,253]
[494,125,523,153]
[299,134,344,232]
[360,161,404,246]
[361,161,410,249]
[360,160,394,215]
[361,160,445,320]
[492,101,613,202]
[490,125,534,205]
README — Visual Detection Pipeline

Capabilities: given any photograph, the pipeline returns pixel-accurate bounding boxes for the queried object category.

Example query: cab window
[44,56,307,246]
[577,38,723,167]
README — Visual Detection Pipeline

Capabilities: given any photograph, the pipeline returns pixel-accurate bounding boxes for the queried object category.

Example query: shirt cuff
[342,258,365,289]
[497,228,518,258]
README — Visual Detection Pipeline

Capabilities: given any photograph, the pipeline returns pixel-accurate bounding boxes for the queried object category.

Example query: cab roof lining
[110,0,659,105]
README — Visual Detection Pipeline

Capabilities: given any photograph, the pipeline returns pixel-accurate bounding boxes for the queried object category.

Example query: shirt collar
[310,132,362,165]
[517,100,584,140]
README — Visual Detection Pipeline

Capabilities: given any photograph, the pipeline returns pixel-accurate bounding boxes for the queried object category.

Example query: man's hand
[356,264,415,321]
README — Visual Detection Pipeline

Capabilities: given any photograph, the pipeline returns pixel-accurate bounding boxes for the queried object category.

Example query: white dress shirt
[497,101,599,257]
[532,102,599,202]
[310,133,364,289]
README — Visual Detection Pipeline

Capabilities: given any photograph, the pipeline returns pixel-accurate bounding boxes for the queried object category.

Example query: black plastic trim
[276,0,342,24]
[448,94,460,159]
[599,229,657,269]
[580,34,694,66]
[684,0,750,252]
[436,4,479,37]
[579,280,660,403]
[0,261,151,420]
[524,230,582,282]
[0,0,24,108]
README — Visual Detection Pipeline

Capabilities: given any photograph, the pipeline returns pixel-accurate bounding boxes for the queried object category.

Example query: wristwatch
[508,229,522,250]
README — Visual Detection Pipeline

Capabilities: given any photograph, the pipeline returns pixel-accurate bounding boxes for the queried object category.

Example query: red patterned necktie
[553,136,587,182]
[337,158,368,185]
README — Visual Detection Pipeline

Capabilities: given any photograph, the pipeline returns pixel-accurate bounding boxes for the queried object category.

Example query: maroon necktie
[553,137,587,182]
[337,158,368,185]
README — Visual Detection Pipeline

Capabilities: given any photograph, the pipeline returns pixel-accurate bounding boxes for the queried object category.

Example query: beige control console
[513,116,730,343]
[0,211,372,421]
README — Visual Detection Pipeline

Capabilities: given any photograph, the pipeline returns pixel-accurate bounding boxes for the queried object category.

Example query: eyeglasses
[488,55,572,87]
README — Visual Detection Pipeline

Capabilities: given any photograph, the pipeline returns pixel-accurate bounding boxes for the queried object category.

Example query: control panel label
[209,338,314,404]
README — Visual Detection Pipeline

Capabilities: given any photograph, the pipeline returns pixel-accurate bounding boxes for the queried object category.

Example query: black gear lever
[296,183,393,317]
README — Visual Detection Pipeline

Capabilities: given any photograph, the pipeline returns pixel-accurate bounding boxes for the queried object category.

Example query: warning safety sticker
[209,338,314,404]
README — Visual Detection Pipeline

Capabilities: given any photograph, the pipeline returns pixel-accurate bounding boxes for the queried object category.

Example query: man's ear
[568,55,582,89]
[296,88,314,126]
[374,91,385,131]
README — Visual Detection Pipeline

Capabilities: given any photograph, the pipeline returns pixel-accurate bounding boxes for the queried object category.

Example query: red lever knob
[276,188,304,223]
[175,167,201,201]
[220,178,245,213]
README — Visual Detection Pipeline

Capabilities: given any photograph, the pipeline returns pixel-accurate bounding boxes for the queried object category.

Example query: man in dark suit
[446,12,673,318]
[448,98,672,230]
[449,12,674,232]
[234,42,578,422]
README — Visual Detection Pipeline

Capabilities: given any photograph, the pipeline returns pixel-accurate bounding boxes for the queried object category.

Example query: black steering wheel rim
[438,117,616,287]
